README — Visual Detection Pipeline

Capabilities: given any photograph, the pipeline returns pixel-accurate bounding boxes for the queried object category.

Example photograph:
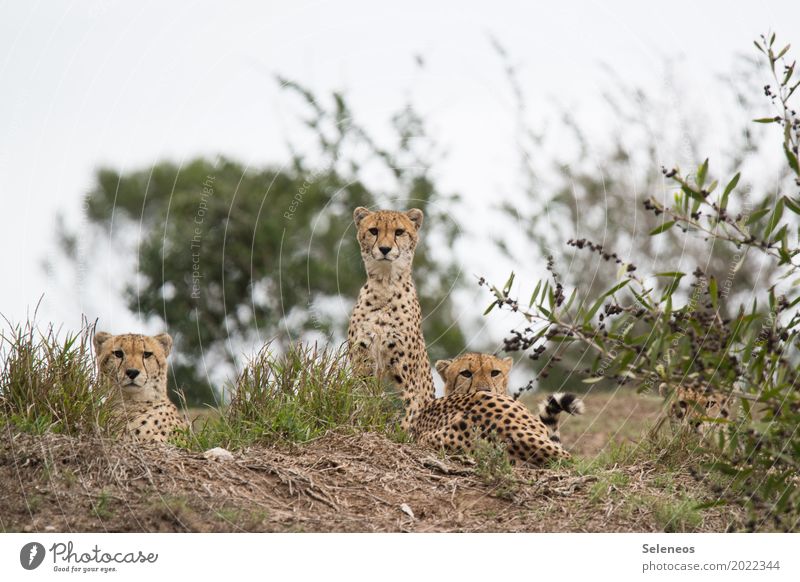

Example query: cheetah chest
[352,287,421,372]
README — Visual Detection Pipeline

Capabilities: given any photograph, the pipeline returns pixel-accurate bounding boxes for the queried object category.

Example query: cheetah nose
[125,369,140,380]
[379,246,391,256]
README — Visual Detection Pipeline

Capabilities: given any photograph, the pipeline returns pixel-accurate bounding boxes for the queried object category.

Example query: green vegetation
[176,343,400,451]
[54,78,468,406]
[0,320,118,436]
[484,34,800,531]
[179,345,399,450]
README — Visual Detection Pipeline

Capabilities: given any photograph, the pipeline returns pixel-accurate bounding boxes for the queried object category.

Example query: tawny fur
[425,353,582,464]
[94,331,188,443]
[347,207,435,431]
[660,382,736,438]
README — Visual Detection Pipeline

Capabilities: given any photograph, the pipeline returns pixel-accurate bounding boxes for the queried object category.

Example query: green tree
[57,81,467,405]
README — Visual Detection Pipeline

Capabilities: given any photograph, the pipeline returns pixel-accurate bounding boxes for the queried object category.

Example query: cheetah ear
[434,359,451,380]
[93,331,112,354]
[353,207,371,227]
[154,333,173,356]
[406,208,424,231]
[501,357,514,372]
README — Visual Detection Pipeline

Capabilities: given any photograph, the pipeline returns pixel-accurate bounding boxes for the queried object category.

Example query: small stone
[203,447,234,462]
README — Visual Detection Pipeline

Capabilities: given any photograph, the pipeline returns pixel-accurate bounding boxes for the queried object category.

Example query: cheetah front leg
[347,330,379,378]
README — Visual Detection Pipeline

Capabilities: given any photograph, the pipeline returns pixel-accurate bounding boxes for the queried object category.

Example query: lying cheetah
[436,353,584,443]
[347,207,435,431]
[417,353,583,463]
[94,331,188,443]
[659,382,737,438]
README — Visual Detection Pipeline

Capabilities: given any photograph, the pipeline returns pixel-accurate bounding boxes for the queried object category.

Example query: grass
[0,319,399,451]
[177,343,401,451]
[0,319,118,436]
[92,491,113,520]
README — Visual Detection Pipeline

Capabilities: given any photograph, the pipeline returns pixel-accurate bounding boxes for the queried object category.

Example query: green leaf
[753,117,778,123]
[582,376,605,384]
[696,158,709,187]
[563,288,577,312]
[654,271,686,278]
[483,301,497,315]
[659,273,685,300]
[709,276,718,310]
[745,207,770,225]
[721,172,740,211]
[782,195,800,215]
[682,185,705,202]
[502,271,515,295]
[784,144,800,176]
[764,197,784,238]
[649,220,676,236]
[529,280,542,308]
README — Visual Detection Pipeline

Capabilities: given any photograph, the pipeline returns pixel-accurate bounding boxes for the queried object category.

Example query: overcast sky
[1,0,798,341]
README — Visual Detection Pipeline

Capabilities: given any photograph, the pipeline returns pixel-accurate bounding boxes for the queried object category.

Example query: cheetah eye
[459,370,473,378]
[490,370,501,377]
[368,228,378,236]
[113,350,124,359]
[143,352,153,359]
[395,229,405,237]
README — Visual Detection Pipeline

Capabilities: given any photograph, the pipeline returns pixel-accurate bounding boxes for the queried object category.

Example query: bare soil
[0,392,744,532]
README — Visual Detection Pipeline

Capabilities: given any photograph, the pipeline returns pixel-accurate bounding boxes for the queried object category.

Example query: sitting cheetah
[94,331,188,443]
[416,353,583,463]
[659,382,737,438]
[347,207,435,431]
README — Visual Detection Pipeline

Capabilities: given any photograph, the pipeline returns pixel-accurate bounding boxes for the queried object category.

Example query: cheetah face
[353,207,423,274]
[664,385,734,434]
[94,332,172,398]
[435,353,513,397]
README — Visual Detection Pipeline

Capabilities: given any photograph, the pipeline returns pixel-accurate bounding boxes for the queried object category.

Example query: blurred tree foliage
[59,79,466,405]
[490,43,794,387]
[484,33,800,530]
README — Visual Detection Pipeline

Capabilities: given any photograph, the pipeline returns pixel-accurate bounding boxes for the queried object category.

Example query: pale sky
[1,0,798,345]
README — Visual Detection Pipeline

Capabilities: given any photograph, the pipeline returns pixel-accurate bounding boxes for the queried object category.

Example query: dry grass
[0,390,746,533]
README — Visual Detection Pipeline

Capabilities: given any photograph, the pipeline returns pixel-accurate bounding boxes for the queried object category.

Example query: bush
[481,33,800,531]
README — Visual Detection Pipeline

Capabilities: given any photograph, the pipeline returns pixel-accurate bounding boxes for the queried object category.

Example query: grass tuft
[177,343,400,451]
[0,319,118,436]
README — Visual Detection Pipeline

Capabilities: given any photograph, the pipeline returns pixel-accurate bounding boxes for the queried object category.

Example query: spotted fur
[418,353,582,464]
[347,207,434,431]
[537,392,585,443]
[94,331,188,443]
[660,382,736,437]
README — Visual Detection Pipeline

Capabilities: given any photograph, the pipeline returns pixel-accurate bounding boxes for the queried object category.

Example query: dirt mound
[0,429,740,532]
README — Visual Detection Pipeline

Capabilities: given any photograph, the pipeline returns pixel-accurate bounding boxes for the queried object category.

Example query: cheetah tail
[537,392,585,443]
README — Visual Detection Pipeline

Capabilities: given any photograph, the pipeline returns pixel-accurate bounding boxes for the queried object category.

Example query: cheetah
[416,353,583,463]
[659,382,737,438]
[94,331,188,443]
[347,207,434,431]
